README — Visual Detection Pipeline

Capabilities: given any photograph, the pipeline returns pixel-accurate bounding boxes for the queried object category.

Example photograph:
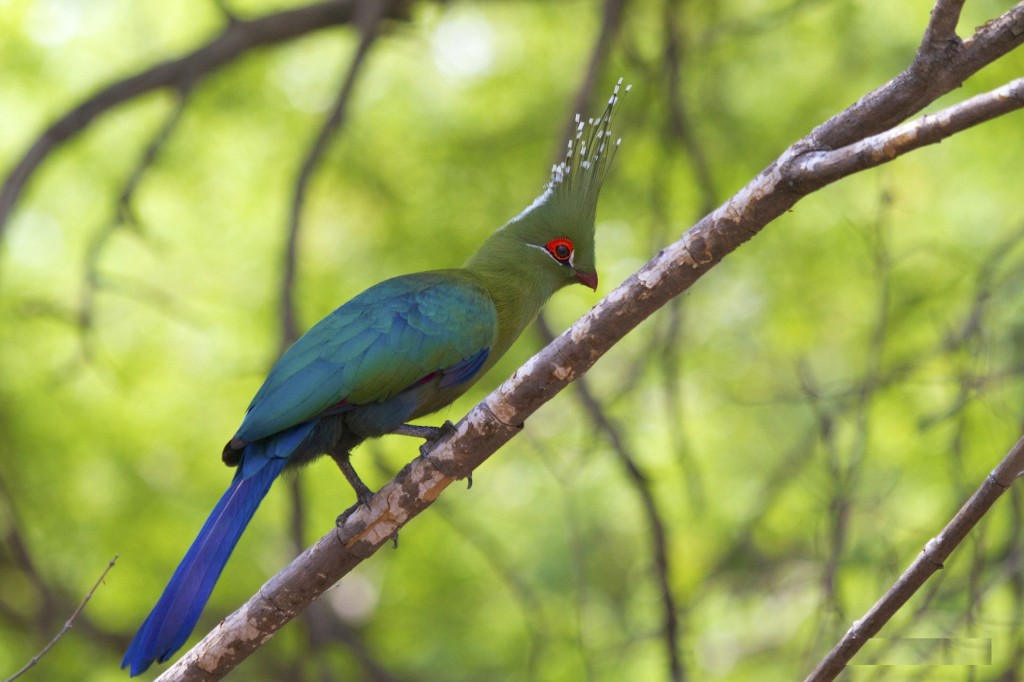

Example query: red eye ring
[545,238,574,264]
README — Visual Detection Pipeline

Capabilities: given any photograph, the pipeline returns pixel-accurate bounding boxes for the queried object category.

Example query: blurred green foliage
[2,0,1024,680]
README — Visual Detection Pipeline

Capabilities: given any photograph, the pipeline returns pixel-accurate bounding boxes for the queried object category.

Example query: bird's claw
[401,420,471,486]
[433,420,457,439]
[355,486,374,508]
[410,420,456,456]
[336,504,357,527]
[335,483,375,527]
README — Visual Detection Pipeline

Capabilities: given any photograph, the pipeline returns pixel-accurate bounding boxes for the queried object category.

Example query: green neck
[465,228,564,358]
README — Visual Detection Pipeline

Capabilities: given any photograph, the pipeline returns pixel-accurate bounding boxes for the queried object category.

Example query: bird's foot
[336,506,356,527]
[336,483,376,527]
[335,508,400,549]
[393,421,470,488]
[353,479,375,506]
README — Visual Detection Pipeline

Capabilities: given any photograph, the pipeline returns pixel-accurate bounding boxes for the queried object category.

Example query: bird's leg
[334,453,372,527]
[331,454,399,547]
[330,452,374,507]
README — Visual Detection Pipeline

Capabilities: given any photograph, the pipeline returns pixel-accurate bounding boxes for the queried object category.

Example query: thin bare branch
[3,556,118,682]
[662,0,718,216]
[209,0,240,24]
[796,78,1024,186]
[803,435,1024,682]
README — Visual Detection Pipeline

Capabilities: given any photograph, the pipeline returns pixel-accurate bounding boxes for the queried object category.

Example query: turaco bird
[122,80,627,676]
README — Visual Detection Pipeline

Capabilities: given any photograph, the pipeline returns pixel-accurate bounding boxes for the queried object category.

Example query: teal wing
[234,270,497,443]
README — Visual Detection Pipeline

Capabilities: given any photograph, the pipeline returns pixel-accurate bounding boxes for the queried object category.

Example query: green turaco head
[467,80,628,294]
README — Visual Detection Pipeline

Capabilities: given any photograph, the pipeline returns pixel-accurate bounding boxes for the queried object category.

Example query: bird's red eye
[545,238,574,263]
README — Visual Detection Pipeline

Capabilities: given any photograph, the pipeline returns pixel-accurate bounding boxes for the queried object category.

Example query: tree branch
[795,78,1024,187]
[2,556,118,682]
[73,90,191,364]
[277,3,392,675]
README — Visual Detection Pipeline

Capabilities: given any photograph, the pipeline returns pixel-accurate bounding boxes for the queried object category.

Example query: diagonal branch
[3,556,118,682]
[795,78,1024,186]
[0,0,411,242]
[803,435,1024,681]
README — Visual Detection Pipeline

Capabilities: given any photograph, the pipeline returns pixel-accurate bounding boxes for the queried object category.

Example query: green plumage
[234,271,497,443]
[123,80,626,676]
[226,79,627,474]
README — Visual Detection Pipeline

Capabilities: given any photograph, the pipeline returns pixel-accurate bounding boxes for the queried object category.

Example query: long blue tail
[122,424,313,676]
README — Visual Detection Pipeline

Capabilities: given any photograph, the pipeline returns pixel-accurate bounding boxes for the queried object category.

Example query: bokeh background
[2,1,1024,680]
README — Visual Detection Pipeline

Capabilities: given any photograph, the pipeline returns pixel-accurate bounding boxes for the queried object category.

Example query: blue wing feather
[439,347,490,388]
[235,271,497,443]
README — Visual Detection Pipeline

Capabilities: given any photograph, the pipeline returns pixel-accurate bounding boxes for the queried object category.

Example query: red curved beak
[574,270,599,291]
